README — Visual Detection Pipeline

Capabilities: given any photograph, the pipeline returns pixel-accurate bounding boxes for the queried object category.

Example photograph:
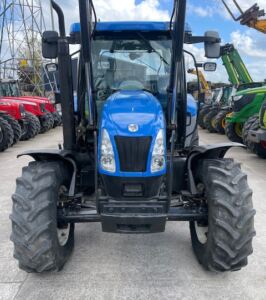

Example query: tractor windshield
[92,33,171,101]
[0,82,11,97]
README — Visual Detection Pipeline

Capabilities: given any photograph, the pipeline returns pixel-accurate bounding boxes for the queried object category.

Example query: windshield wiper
[136,32,169,66]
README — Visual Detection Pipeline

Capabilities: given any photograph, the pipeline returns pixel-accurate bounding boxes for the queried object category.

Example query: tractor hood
[100,90,165,136]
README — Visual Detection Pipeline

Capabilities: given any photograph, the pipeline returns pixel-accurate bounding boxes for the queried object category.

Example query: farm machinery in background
[199,42,266,141]
[0,78,62,152]
[222,0,266,158]
[222,0,266,33]
[243,100,266,158]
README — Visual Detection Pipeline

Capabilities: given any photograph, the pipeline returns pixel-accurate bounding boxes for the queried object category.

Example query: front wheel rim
[57,224,70,246]
[234,123,243,137]
[195,222,208,244]
[57,185,70,246]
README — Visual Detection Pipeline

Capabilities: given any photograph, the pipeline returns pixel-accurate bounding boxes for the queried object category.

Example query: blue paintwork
[98,90,166,177]
[187,94,197,117]
[70,21,192,34]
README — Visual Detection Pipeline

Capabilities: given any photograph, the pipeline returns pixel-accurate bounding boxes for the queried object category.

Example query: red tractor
[19,96,62,127]
[0,79,61,127]
[1,98,53,134]
[0,98,41,139]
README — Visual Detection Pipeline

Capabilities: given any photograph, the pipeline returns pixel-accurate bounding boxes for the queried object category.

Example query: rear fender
[18,150,77,196]
[187,143,245,194]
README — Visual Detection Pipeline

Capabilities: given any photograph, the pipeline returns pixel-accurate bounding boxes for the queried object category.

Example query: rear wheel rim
[57,224,70,246]
[234,123,243,137]
[195,222,208,244]
[57,185,70,246]
[222,118,226,128]
[211,118,216,129]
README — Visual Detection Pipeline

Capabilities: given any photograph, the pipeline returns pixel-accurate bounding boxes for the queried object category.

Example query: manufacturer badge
[128,124,139,132]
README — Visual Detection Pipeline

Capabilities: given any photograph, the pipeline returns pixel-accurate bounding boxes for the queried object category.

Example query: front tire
[0,114,21,144]
[213,110,229,134]
[10,161,74,273]
[204,109,219,133]
[225,122,243,143]
[0,117,14,151]
[190,159,255,272]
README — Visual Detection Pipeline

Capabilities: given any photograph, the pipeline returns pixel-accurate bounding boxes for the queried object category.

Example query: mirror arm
[185,35,221,44]
[51,0,66,37]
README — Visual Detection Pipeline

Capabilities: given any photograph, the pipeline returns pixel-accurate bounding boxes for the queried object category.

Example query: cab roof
[70,21,192,34]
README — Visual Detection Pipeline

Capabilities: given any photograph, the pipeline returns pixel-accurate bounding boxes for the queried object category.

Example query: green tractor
[242,100,266,158]
[204,85,233,133]
[225,86,266,143]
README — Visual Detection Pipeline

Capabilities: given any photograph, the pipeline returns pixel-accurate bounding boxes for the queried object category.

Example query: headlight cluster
[233,95,243,102]
[151,129,165,173]
[100,129,116,172]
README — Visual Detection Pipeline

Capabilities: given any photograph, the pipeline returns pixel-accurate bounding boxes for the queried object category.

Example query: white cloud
[230,30,266,58]
[46,0,169,31]
[187,4,215,18]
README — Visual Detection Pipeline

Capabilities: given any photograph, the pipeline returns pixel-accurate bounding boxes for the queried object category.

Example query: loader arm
[220,44,253,85]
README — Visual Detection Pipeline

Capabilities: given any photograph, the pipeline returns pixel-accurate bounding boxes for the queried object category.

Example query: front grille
[115,136,152,172]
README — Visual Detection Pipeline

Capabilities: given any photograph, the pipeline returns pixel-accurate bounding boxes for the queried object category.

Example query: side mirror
[45,63,58,73]
[42,31,59,59]
[204,31,221,59]
[203,62,217,72]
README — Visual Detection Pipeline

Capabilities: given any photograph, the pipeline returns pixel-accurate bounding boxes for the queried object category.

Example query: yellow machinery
[222,0,266,33]
[187,68,212,102]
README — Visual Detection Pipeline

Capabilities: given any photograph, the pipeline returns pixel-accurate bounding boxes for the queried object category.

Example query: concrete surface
[0,127,265,300]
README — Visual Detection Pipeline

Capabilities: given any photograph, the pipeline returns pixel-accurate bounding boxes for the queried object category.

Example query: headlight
[151,129,165,173]
[100,129,116,173]
[233,95,243,102]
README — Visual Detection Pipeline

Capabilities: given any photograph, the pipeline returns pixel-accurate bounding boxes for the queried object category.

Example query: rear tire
[225,122,243,143]
[190,159,255,272]
[21,113,38,140]
[204,109,219,133]
[40,114,52,133]
[0,117,14,151]
[10,161,74,273]
[243,115,258,150]
[243,115,266,158]
[47,112,54,129]
[0,114,21,144]
[213,110,229,134]
[198,107,211,129]
[52,111,62,127]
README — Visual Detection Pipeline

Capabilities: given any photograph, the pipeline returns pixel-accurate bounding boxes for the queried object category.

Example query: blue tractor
[10,0,255,273]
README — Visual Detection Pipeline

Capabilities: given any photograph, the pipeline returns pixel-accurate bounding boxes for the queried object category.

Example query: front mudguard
[186,143,245,195]
[18,149,77,196]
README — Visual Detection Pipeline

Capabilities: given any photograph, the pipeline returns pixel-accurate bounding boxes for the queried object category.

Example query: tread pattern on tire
[0,116,14,151]
[190,159,256,272]
[225,122,243,143]
[10,161,74,273]
[213,110,229,134]
[21,113,38,140]
[204,109,219,133]
[0,113,21,144]
[243,115,266,158]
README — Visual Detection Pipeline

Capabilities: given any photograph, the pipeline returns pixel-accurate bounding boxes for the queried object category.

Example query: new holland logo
[128,124,139,132]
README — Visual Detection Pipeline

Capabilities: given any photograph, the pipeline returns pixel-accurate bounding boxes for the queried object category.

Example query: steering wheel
[118,79,145,90]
